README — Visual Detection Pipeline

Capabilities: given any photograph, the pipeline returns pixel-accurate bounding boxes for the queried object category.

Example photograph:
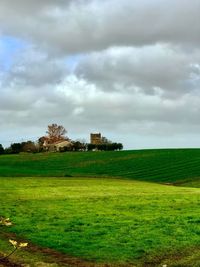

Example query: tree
[0,144,4,154]
[46,123,68,144]
[87,143,96,151]
[10,143,22,154]
[21,141,38,153]
[87,142,123,151]
[101,136,111,144]
[72,141,87,151]
[38,136,46,151]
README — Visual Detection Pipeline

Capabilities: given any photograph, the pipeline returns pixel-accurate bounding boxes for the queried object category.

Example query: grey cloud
[56,76,200,127]
[0,0,77,14]
[76,45,200,97]
[2,46,68,87]
[1,0,200,149]
[1,71,200,148]
[0,0,199,53]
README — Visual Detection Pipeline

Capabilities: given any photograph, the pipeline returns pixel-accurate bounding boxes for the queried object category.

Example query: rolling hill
[0,149,200,186]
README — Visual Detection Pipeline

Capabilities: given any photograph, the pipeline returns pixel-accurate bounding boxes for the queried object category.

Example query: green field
[1,149,200,186]
[1,149,200,266]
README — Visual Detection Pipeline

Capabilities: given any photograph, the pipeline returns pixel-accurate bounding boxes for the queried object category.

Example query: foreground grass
[1,149,200,186]
[0,235,62,267]
[1,177,200,266]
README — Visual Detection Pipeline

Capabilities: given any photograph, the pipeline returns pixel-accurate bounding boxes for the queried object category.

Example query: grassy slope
[0,149,200,185]
[1,149,200,266]
[1,177,200,267]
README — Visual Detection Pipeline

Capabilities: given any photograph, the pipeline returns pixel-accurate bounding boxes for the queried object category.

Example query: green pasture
[1,149,200,266]
[1,177,200,266]
[1,149,200,186]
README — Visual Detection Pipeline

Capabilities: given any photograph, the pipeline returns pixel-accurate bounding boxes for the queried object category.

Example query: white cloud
[76,45,200,97]
[0,0,200,148]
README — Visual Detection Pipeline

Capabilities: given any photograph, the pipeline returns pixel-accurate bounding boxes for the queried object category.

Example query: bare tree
[46,123,67,144]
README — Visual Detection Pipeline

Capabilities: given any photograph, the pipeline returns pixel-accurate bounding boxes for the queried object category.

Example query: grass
[0,235,61,267]
[1,149,200,266]
[1,149,200,185]
[1,177,200,266]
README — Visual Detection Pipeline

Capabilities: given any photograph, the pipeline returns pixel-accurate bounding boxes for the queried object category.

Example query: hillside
[1,149,200,266]
[1,177,200,266]
[0,149,200,186]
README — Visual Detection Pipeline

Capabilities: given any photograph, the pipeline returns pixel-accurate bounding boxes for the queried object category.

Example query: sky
[0,0,200,149]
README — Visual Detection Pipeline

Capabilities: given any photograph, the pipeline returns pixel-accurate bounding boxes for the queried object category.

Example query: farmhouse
[53,140,72,152]
[43,138,72,152]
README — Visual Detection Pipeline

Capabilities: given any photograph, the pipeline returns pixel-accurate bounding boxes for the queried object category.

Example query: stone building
[90,133,102,145]
[42,138,72,152]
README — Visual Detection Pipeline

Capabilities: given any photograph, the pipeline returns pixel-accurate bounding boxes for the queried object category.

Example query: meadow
[1,149,200,186]
[1,149,200,266]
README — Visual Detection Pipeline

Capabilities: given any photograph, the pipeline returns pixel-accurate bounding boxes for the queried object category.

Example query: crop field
[1,149,200,266]
[1,149,200,186]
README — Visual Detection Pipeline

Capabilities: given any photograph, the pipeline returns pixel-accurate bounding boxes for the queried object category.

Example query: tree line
[0,124,123,154]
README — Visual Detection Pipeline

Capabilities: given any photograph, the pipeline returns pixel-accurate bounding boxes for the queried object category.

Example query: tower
[90,133,102,145]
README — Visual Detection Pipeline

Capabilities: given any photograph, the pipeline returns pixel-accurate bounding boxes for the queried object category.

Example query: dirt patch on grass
[29,244,98,267]
[1,232,135,267]
[0,256,22,267]
[29,242,135,266]
[142,246,200,267]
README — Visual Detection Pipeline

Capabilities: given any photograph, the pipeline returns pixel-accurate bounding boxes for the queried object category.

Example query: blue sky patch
[0,35,26,71]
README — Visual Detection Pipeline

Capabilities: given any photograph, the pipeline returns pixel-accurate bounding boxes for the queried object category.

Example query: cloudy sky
[0,0,200,149]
